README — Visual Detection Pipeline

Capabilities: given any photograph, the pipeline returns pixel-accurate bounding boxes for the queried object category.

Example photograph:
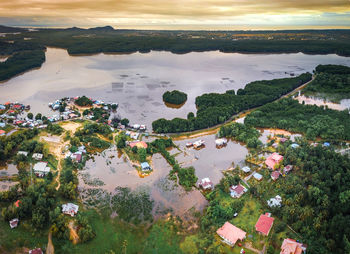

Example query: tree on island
[163,90,188,105]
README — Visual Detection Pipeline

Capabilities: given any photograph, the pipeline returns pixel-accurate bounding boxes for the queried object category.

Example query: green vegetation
[46,123,64,135]
[75,96,93,107]
[303,64,350,101]
[254,141,350,253]
[163,90,188,105]
[111,187,153,224]
[219,122,262,148]
[245,98,350,140]
[153,73,312,133]
[149,139,198,190]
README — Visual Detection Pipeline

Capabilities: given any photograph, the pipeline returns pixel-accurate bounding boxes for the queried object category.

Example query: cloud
[0,0,349,28]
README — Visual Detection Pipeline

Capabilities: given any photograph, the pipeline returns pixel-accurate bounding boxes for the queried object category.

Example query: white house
[267,195,282,208]
[62,203,79,217]
[32,153,43,160]
[17,151,28,157]
[241,166,251,173]
[33,162,50,177]
[9,218,19,229]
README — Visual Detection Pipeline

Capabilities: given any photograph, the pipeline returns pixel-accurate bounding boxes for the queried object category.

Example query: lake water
[1,47,350,128]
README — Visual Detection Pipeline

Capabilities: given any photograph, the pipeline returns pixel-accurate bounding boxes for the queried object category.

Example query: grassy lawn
[230,196,267,250]
[53,210,146,254]
[0,218,49,252]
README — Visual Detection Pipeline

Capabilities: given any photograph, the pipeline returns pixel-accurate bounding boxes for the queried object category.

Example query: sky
[0,0,350,30]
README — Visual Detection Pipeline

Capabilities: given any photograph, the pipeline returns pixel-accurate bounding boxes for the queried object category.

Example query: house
[267,195,282,208]
[129,141,148,149]
[71,152,82,163]
[199,178,214,190]
[14,200,21,207]
[290,143,299,149]
[280,137,288,143]
[0,122,5,127]
[0,104,5,110]
[283,165,293,175]
[265,153,283,169]
[217,222,246,246]
[255,213,274,236]
[62,203,79,217]
[271,171,280,181]
[9,218,19,229]
[32,153,43,160]
[0,130,5,136]
[132,124,141,129]
[230,184,247,198]
[17,151,28,157]
[215,138,227,146]
[253,172,263,181]
[130,132,140,140]
[241,166,251,173]
[323,142,330,147]
[29,248,43,254]
[33,162,50,177]
[141,162,151,171]
[280,238,307,254]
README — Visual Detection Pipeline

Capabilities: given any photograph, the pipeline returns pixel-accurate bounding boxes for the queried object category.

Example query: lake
[1,47,350,128]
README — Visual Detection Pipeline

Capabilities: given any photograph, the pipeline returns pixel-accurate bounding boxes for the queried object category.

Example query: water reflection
[1,48,349,127]
[295,95,350,111]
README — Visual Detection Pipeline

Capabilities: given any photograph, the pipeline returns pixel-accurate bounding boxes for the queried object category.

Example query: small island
[162,90,188,107]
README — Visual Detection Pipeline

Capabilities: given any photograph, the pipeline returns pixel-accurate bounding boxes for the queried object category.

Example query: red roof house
[29,248,43,254]
[14,200,21,207]
[0,130,5,136]
[230,184,247,198]
[217,222,246,246]
[280,238,306,254]
[255,213,274,236]
[265,153,283,169]
[271,171,281,181]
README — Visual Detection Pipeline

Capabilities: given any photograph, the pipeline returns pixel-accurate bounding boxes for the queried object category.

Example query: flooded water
[79,146,208,216]
[79,133,249,215]
[295,95,350,111]
[1,48,350,127]
[259,129,302,144]
[0,163,18,176]
[174,134,248,184]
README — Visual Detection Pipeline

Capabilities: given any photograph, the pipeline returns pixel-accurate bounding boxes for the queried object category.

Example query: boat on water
[193,139,205,148]
[186,142,193,147]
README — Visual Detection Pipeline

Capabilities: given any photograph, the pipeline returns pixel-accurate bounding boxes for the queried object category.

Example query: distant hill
[0,25,27,33]
[64,26,115,32]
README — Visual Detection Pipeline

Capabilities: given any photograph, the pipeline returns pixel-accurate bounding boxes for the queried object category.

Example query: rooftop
[255,213,274,236]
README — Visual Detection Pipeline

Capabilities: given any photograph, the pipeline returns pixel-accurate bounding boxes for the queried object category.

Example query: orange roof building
[129,141,148,149]
[217,222,246,246]
[280,238,306,254]
[255,213,274,236]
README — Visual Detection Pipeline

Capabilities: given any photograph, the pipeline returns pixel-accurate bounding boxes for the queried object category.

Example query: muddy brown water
[79,133,248,215]
[1,47,350,128]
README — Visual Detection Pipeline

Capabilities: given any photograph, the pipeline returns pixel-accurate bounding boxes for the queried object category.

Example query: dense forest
[14,27,350,56]
[163,90,187,105]
[265,142,350,253]
[0,40,46,81]
[303,64,350,100]
[245,98,350,140]
[152,73,312,133]
[1,25,350,82]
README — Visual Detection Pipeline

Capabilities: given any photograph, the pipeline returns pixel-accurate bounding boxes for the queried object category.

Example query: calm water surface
[1,48,350,127]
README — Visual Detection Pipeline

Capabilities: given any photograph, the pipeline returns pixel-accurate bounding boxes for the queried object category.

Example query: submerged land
[0,25,350,254]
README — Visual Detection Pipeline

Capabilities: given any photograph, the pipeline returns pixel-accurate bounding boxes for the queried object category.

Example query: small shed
[253,172,263,181]
[9,218,19,229]
[241,166,251,173]
[141,162,151,171]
